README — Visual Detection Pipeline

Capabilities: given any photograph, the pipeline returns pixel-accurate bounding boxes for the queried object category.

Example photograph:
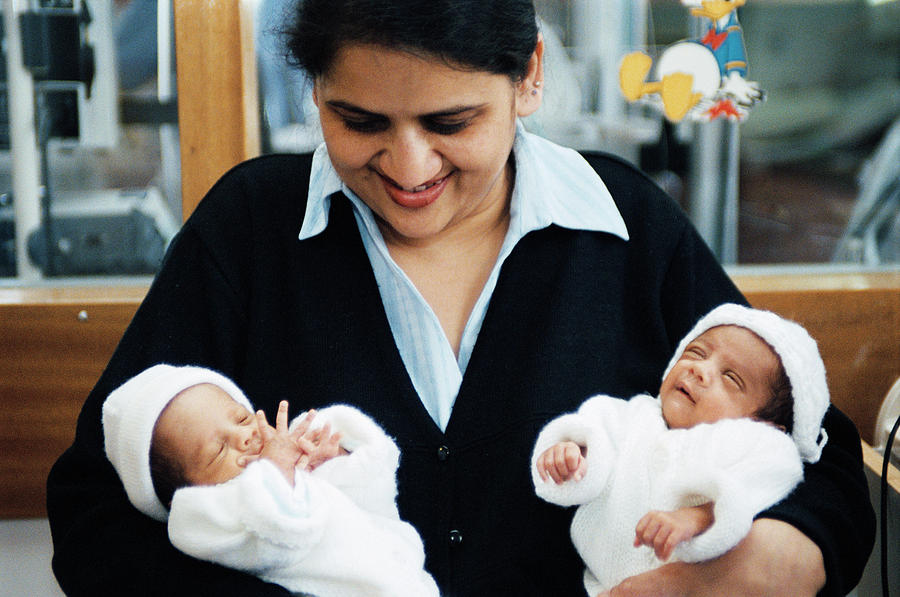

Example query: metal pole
[685,12,742,265]
[688,118,740,263]
[4,0,43,281]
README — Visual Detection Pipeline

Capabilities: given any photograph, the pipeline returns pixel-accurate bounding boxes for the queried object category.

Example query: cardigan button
[449,529,463,545]
[437,445,450,461]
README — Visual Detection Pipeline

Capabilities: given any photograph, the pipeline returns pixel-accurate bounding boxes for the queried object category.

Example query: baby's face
[153,383,261,486]
[660,325,778,429]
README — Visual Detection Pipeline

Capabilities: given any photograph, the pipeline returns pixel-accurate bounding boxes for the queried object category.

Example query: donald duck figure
[619,0,764,122]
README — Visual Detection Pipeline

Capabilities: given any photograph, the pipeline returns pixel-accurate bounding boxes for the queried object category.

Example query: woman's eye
[342,118,389,133]
[424,119,468,135]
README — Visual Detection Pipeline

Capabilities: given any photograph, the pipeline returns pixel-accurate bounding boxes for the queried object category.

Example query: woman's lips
[380,172,451,209]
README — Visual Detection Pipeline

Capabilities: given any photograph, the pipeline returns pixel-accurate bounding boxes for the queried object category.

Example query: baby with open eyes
[102,364,439,597]
[531,303,830,596]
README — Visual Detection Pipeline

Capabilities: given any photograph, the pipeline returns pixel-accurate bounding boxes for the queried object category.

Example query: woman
[47,1,873,595]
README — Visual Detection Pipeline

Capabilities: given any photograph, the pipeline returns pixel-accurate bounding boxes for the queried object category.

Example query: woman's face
[313,43,542,244]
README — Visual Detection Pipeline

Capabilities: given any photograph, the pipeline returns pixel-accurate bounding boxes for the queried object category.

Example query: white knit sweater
[531,394,803,595]
[167,405,439,597]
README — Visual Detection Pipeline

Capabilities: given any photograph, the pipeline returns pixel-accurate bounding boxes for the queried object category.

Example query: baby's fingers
[290,409,317,439]
[296,435,317,455]
[536,450,559,483]
[321,431,344,459]
[275,400,290,432]
[315,423,332,445]
[237,453,261,468]
[552,444,584,483]
[656,531,678,561]
[634,512,661,548]
[648,526,677,560]
[255,410,274,438]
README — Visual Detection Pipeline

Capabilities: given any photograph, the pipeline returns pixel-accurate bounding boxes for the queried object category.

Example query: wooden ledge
[0,284,146,518]
[0,284,149,306]
[734,270,900,445]
[731,269,900,293]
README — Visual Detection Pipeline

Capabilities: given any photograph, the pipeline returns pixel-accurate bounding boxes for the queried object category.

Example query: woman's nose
[379,127,441,189]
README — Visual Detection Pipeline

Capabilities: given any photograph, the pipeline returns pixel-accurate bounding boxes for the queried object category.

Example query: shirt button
[437,445,450,461]
[449,529,463,545]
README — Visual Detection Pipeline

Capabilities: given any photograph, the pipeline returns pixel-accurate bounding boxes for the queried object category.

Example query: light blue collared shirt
[300,121,629,431]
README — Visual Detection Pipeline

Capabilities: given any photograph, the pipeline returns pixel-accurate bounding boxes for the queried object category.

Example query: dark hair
[754,360,794,434]
[149,437,188,509]
[284,0,538,81]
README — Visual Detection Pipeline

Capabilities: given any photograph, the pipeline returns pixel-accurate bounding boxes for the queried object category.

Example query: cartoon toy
[619,0,764,122]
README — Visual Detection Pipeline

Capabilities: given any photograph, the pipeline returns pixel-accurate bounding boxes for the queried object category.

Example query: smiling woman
[310,43,540,354]
[312,43,533,243]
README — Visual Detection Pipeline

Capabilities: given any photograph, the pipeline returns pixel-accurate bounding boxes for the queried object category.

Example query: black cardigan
[47,152,874,596]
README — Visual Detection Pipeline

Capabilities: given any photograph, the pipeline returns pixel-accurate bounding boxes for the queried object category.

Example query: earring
[531,80,543,96]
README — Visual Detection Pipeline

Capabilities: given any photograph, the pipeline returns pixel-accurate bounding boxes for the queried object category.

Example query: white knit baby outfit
[103,364,439,597]
[532,303,829,595]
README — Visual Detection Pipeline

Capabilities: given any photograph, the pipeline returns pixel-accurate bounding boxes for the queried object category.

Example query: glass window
[1,0,180,283]
[255,0,900,270]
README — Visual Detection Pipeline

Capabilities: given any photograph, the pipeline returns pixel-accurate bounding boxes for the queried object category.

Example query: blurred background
[1,0,899,286]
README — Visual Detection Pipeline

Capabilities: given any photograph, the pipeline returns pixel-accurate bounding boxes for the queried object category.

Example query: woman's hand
[598,519,825,597]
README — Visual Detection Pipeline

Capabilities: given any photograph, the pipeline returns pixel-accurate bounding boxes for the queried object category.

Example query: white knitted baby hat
[102,364,254,521]
[662,303,829,463]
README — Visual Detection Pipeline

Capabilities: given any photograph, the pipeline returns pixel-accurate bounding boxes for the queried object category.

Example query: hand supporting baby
[243,401,349,484]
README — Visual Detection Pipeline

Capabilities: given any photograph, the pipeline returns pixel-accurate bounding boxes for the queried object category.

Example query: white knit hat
[662,303,829,463]
[102,364,254,521]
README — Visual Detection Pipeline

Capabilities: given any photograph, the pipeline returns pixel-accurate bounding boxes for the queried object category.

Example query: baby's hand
[295,419,349,472]
[634,503,714,561]
[253,401,303,483]
[536,441,587,484]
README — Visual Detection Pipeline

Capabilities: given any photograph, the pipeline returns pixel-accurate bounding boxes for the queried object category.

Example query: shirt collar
[299,120,628,241]
[509,120,628,240]
[299,143,343,240]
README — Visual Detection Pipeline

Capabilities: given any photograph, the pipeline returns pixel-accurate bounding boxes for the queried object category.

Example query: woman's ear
[515,33,545,118]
